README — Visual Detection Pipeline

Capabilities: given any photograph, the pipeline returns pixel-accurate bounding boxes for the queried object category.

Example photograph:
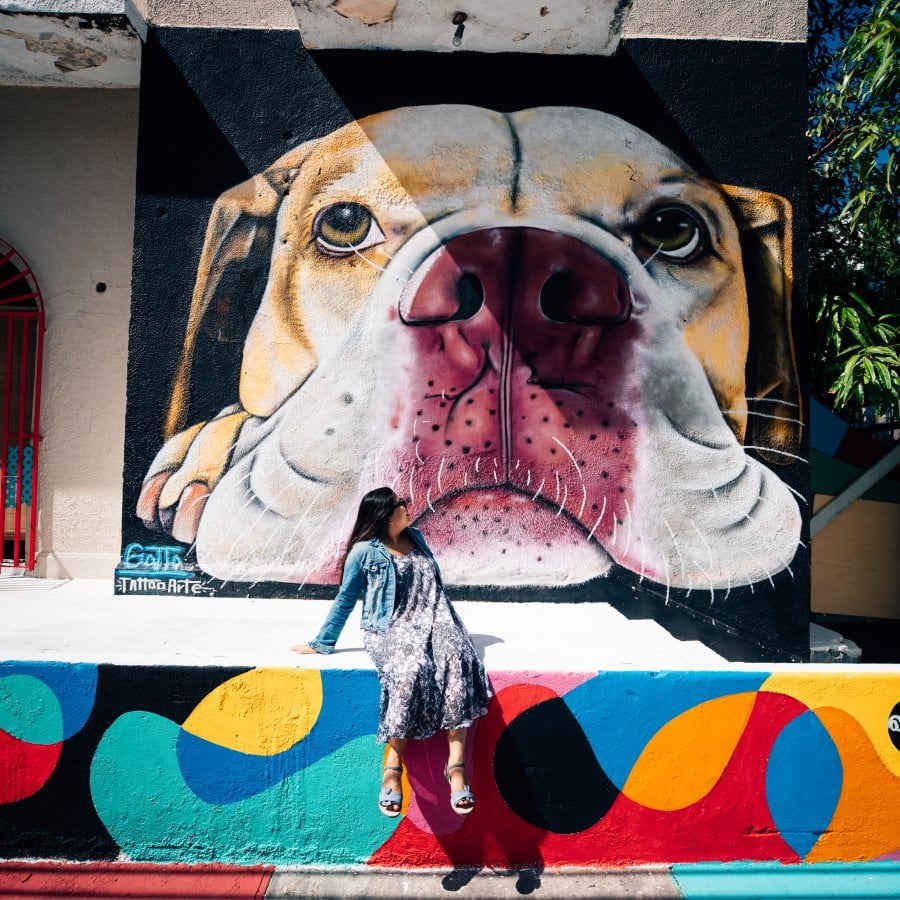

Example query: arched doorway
[0,239,44,570]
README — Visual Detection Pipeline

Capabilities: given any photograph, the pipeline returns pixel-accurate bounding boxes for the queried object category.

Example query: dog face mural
[135,105,802,593]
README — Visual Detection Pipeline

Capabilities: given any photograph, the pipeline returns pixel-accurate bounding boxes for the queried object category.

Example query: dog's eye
[314,202,385,255]
[636,206,705,261]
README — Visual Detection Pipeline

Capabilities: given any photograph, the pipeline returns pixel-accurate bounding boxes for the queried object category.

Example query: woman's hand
[291,644,322,655]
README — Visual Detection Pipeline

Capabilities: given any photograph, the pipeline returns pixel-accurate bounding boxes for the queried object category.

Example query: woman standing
[292,487,491,817]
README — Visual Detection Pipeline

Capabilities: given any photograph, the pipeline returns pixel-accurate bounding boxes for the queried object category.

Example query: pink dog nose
[401,228,631,325]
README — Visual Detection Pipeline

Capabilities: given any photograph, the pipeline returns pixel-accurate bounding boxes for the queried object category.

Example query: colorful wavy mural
[3,663,900,867]
[0,662,97,805]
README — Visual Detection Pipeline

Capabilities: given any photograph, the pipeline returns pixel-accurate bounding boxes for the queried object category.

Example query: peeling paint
[329,0,397,26]
[0,27,106,70]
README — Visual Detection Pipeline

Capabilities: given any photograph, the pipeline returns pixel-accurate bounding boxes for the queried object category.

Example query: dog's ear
[720,186,802,465]
[164,145,314,440]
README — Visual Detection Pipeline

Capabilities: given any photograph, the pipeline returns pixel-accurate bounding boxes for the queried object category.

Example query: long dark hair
[342,487,404,572]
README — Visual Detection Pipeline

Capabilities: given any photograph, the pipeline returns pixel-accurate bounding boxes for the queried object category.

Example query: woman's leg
[445,727,474,810]
[381,737,407,813]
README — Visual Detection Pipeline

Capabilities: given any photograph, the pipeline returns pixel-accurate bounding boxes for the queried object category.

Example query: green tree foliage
[809,0,899,419]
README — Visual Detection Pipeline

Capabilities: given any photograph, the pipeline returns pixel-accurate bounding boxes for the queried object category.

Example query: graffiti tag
[115,575,217,596]
[121,542,186,574]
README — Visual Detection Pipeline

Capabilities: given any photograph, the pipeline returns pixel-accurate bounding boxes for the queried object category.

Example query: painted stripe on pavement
[0,862,274,898]
[672,862,900,899]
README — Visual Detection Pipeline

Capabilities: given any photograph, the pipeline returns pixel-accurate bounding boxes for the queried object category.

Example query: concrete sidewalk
[3,862,900,899]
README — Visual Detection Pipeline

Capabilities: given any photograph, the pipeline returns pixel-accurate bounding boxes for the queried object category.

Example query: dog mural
[135,105,802,594]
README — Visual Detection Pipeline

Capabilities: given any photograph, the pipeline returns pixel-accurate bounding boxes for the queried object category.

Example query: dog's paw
[137,411,250,544]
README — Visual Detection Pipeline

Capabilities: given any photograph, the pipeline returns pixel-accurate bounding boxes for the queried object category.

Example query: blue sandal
[444,762,475,815]
[379,765,403,818]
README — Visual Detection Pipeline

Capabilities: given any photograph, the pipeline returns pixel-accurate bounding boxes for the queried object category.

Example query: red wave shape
[0,729,62,804]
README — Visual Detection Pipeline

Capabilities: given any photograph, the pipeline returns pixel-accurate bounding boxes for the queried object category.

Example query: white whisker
[689,518,717,603]
[622,499,632,558]
[662,518,686,577]
[552,436,587,519]
[741,514,776,586]
[425,486,435,512]
[744,510,793,581]
[279,491,329,577]
[408,469,415,506]
[379,245,416,277]
[663,556,670,604]
[475,456,481,474]
[722,409,805,427]
[526,469,532,487]
[611,515,617,546]
[685,575,693,598]
[464,470,469,487]
[690,519,715,572]
[556,484,568,516]
[290,511,336,583]
[554,470,561,503]
[785,483,808,505]
[587,497,607,542]
[742,445,808,463]
[533,477,545,501]
[515,459,521,470]
[351,246,403,281]
[415,443,424,465]
[247,483,321,586]
[744,396,799,408]
[226,479,294,574]
[437,457,445,495]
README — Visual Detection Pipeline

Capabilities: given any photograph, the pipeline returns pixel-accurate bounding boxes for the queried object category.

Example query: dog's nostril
[540,272,577,323]
[453,273,484,321]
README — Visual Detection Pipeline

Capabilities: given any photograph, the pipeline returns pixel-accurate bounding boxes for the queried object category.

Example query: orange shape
[762,673,900,778]
[806,707,900,862]
[623,692,757,811]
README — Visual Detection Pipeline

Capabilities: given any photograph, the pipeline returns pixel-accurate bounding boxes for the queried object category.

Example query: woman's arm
[302,546,367,654]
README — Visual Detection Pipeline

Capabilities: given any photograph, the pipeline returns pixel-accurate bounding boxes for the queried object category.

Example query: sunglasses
[393,497,408,509]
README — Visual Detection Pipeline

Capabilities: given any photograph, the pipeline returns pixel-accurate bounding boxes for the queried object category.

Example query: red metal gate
[0,240,44,571]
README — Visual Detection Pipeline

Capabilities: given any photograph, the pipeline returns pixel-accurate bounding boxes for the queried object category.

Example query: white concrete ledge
[2,578,898,672]
[0,577,737,669]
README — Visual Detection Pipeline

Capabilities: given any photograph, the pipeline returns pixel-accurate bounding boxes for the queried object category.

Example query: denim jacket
[307,528,441,654]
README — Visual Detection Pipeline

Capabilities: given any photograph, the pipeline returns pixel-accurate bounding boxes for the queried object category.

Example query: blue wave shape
[177,669,381,804]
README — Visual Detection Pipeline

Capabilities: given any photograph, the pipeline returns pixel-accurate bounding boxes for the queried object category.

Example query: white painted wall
[0,87,137,577]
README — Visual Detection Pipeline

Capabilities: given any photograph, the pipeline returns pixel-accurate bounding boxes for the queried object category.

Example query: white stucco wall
[0,87,137,577]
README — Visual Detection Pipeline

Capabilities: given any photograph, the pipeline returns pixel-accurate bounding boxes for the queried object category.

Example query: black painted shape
[136,32,250,197]
[310,48,713,181]
[0,665,251,860]
[494,698,618,834]
[154,28,355,175]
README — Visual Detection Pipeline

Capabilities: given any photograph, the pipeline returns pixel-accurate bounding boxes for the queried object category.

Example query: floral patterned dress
[363,548,491,743]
